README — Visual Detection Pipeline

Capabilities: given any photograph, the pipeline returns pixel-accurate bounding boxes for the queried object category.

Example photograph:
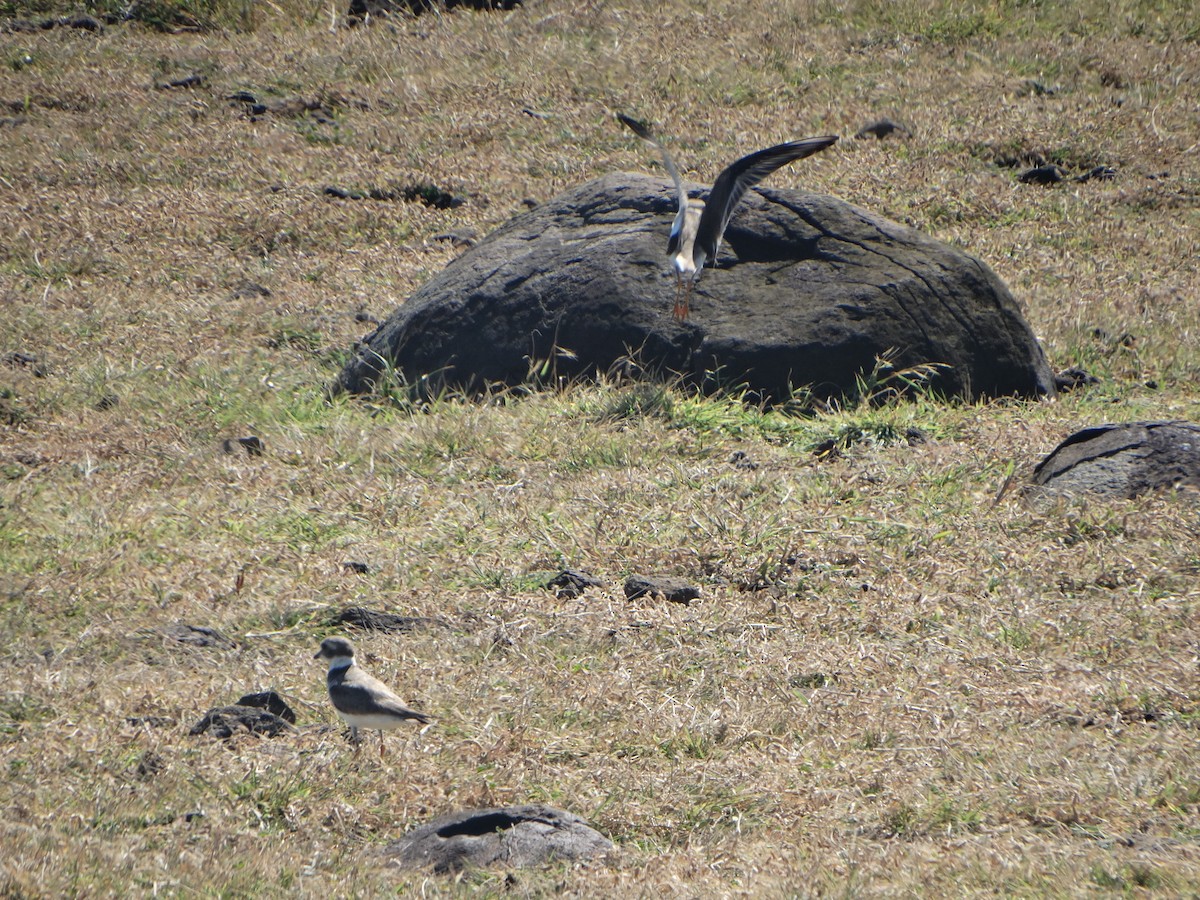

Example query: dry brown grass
[2,0,1200,895]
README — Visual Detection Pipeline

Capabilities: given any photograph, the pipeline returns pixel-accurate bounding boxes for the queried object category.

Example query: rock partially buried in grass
[624,574,700,605]
[5,13,103,32]
[331,173,1056,405]
[854,118,911,139]
[1018,164,1067,185]
[162,623,236,648]
[384,805,614,873]
[191,690,298,738]
[329,606,443,634]
[235,690,296,723]
[1026,421,1200,501]
[546,569,605,599]
[3,351,47,377]
[190,705,295,739]
[222,435,264,457]
[349,0,519,23]
[1053,366,1100,392]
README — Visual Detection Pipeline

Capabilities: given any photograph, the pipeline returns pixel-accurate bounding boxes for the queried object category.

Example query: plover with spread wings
[619,114,837,320]
[314,636,430,755]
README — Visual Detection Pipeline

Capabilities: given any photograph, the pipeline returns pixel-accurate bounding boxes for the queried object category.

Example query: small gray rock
[385,804,613,873]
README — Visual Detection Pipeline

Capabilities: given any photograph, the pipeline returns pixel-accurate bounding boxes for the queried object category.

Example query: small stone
[162,623,235,648]
[1099,70,1128,89]
[399,182,464,210]
[221,435,264,457]
[1021,79,1059,96]
[1075,165,1117,183]
[136,751,165,778]
[790,672,838,689]
[62,14,103,31]
[2,351,47,377]
[812,437,839,459]
[545,569,604,599]
[230,280,272,299]
[729,450,758,470]
[624,575,700,605]
[1019,164,1067,185]
[1054,367,1100,392]
[329,606,442,634]
[854,118,911,140]
[432,230,478,248]
[158,74,204,90]
[125,715,174,728]
[235,690,296,724]
[190,706,294,738]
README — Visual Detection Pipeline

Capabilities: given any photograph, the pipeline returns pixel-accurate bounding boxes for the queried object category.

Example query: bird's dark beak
[313,650,322,659]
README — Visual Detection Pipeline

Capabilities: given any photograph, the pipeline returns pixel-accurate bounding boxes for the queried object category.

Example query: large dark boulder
[333,173,1056,404]
[1027,421,1200,500]
[384,805,613,873]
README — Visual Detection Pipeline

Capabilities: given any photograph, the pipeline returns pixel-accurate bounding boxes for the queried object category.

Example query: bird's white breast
[336,710,414,730]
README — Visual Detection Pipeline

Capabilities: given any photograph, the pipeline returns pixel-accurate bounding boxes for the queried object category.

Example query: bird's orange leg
[674,278,694,321]
[379,731,386,758]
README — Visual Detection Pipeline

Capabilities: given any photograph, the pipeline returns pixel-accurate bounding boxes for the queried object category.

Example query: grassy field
[2,0,1199,894]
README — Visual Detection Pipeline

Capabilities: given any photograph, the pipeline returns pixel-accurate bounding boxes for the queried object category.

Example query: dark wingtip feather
[617,113,654,141]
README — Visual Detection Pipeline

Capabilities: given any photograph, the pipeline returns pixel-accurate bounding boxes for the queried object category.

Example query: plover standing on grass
[618,114,838,320]
[314,636,430,756]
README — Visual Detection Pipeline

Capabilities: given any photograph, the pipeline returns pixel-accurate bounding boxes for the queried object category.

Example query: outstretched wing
[696,135,838,263]
[618,113,688,212]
